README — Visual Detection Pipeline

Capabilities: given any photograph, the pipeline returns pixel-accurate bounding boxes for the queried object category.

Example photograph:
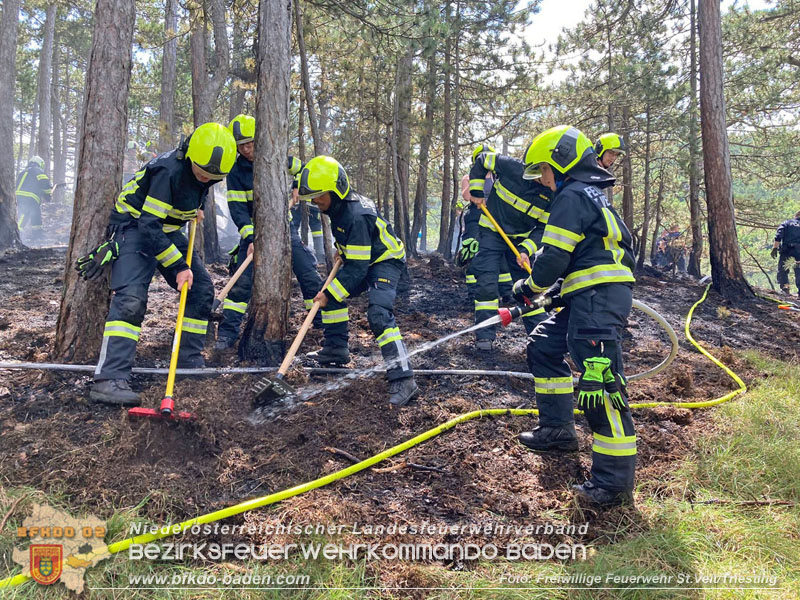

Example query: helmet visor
[523,163,543,180]
[192,162,227,181]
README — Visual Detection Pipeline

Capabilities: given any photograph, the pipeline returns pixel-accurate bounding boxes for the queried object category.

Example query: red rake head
[128,402,196,421]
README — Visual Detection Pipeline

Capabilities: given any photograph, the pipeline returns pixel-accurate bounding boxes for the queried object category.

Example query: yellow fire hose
[0,284,745,590]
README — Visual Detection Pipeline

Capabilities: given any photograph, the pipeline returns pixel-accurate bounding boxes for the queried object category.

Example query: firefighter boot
[306,345,350,366]
[90,379,141,407]
[519,423,579,452]
[388,376,418,407]
[572,480,633,507]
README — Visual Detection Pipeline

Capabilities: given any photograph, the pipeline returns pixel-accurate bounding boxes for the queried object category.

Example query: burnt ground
[1,246,800,589]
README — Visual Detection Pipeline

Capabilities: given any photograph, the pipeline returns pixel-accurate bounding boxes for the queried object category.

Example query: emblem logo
[30,544,62,585]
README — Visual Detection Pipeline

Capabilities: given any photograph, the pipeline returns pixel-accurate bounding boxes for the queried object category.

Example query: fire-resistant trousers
[525,283,636,493]
[94,224,214,381]
[471,229,545,341]
[320,259,413,381]
[218,227,322,341]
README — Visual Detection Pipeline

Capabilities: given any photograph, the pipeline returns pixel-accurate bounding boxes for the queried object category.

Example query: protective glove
[75,240,119,281]
[771,247,779,259]
[455,237,479,267]
[512,278,535,306]
[227,243,240,276]
[577,357,611,411]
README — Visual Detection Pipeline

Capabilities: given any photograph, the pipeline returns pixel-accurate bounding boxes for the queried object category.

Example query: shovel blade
[252,374,297,405]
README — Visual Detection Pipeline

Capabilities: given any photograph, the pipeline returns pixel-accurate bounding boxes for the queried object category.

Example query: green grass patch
[2,352,799,598]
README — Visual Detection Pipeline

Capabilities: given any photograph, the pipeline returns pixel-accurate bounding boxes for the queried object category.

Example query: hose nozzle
[498,297,551,327]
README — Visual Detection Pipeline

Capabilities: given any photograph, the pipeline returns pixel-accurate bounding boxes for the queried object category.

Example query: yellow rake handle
[164,219,198,399]
[478,203,533,276]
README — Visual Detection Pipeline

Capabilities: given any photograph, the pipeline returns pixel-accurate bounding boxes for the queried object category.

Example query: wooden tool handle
[277,259,342,376]
[216,253,253,304]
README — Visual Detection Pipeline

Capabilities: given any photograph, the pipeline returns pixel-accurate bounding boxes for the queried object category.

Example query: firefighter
[15,156,52,244]
[595,133,627,170]
[298,155,418,407]
[81,122,237,405]
[513,125,636,507]
[456,170,512,305]
[772,211,800,297]
[215,117,323,350]
[288,155,325,264]
[467,145,552,351]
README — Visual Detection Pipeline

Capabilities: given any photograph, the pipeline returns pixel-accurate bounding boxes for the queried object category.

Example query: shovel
[129,219,199,422]
[252,259,342,405]
[209,253,253,320]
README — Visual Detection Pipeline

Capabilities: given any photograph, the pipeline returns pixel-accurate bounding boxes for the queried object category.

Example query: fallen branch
[373,461,449,475]
[0,495,28,532]
[741,246,775,291]
[322,447,361,464]
[690,498,794,507]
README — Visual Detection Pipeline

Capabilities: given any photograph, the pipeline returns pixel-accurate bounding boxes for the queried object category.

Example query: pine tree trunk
[54,0,135,361]
[51,37,65,204]
[636,106,652,271]
[158,0,179,153]
[0,0,21,251]
[35,3,57,171]
[687,0,703,277]
[620,104,634,233]
[445,13,462,260]
[239,0,291,364]
[436,3,453,255]
[294,0,334,271]
[698,0,751,299]
[190,0,229,263]
[411,51,436,256]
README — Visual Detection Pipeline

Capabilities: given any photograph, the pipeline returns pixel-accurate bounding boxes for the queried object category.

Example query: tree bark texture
[35,3,57,171]
[0,0,21,251]
[239,0,292,364]
[51,36,65,204]
[620,104,634,233]
[190,0,229,263]
[54,0,135,361]
[294,0,335,271]
[158,0,179,153]
[698,0,750,298]
[391,47,412,249]
[411,51,436,256]
[436,4,453,255]
[687,0,703,277]
[636,107,652,270]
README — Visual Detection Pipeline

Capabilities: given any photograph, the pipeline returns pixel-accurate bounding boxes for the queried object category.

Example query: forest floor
[1,244,800,596]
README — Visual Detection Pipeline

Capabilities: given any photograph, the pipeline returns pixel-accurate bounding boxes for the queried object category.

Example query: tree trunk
[687,0,703,277]
[298,93,310,242]
[411,50,436,256]
[51,36,65,204]
[0,0,21,251]
[636,107,652,271]
[436,2,453,255]
[35,3,57,171]
[620,104,634,232]
[294,0,334,271]
[390,46,412,249]
[446,11,462,260]
[158,0,179,153]
[54,0,135,361]
[698,0,750,298]
[650,180,662,262]
[190,0,229,263]
[239,0,291,364]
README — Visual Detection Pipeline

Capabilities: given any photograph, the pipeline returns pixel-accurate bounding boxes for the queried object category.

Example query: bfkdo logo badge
[30,544,63,585]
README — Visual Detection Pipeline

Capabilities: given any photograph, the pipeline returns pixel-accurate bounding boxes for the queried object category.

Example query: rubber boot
[518,424,579,451]
[572,480,633,507]
[306,345,350,366]
[388,377,418,407]
[90,379,141,406]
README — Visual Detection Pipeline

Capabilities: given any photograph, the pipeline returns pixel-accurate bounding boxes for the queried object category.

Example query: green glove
[75,240,119,281]
[227,243,240,276]
[460,237,479,261]
[602,368,628,411]
[577,357,611,411]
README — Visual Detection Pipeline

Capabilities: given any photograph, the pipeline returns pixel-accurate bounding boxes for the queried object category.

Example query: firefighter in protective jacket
[513,125,637,507]
[86,122,237,406]
[467,146,552,350]
[772,211,800,297]
[298,155,418,407]
[15,156,52,243]
[215,117,323,350]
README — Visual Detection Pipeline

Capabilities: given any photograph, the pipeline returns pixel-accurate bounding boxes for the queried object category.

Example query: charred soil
[1,247,799,586]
